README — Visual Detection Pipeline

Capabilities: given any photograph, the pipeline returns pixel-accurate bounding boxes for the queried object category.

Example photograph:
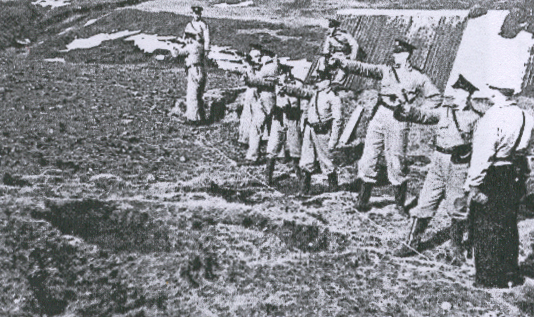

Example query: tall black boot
[265,158,276,186]
[394,181,408,216]
[450,218,466,266]
[355,182,373,212]
[394,217,431,257]
[327,172,338,192]
[292,158,302,181]
[300,170,312,195]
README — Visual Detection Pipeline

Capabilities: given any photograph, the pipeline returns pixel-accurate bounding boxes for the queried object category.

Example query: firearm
[167,37,187,47]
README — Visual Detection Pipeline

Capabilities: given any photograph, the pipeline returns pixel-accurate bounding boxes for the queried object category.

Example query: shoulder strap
[313,91,322,124]
[390,65,400,83]
[512,110,526,155]
[451,109,469,142]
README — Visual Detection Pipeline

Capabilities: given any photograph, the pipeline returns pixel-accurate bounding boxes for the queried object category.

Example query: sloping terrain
[1,0,534,316]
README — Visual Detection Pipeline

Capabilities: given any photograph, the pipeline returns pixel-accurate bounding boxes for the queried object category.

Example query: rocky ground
[2,0,534,316]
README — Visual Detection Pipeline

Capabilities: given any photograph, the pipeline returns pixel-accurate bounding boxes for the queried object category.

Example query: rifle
[167,37,187,47]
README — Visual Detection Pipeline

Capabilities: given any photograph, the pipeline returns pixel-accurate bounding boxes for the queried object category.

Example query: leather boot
[355,182,373,212]
[265,158,276,186]
[300,170,312,195]
[327,172,338,192]
[449,218,466,266]
[292,158,302,181]
[394,217,431,257]
[394,181,408,216]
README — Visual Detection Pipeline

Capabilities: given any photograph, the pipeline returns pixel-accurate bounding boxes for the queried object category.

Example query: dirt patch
[32,199,172,252]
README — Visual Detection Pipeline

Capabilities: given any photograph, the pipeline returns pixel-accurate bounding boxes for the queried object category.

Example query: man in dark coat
[464,84,533,287]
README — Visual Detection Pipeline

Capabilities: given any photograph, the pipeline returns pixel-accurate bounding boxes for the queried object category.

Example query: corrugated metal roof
[330,11,468,92]
[308,10,534,96]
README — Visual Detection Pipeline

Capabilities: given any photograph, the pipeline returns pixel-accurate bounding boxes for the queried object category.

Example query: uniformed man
[392,75,487,262]
[264,63,304,185]
[336,39,441,212]
[171,31,207,125]
[463,84,533,288]
[238,45,263,146]
[185,6,210,53]
[281,66,343,194]
[242,49,280,165]
[318,18,359,86]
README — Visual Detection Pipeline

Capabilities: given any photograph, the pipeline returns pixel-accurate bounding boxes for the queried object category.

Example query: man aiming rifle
[334,38,441,213]
[263,63,305,186]
[240,49,280,165]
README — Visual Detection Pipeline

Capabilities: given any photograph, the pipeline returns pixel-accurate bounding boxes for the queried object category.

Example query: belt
[186,63,204,68]
[435,146,455,154]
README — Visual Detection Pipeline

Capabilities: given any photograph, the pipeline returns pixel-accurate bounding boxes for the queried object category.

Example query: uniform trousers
[246,91,275,161]
[299,125,335,175]
[358,106,409,186]
[238,88,256,145]
[185,65,206,122]
[266,116,302,159]
[411,151,469,219]
[472,165,522,288]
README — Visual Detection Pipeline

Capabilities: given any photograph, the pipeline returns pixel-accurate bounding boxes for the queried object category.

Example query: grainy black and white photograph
[3,0,534,315]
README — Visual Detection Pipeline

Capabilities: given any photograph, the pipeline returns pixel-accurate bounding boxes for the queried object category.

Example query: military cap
[451,74,479,94]
[392,38,417,54]
[328,19,341,28]
[488,85,515,97]
[191,6,203,13]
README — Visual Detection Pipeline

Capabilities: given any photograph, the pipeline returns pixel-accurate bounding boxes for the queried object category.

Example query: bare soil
[1,1,534,316]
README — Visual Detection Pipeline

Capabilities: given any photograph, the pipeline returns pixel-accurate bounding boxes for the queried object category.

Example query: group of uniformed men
[173,6,533,288]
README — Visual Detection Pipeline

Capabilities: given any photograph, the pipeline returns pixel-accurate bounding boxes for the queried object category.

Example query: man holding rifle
[280,62,343,194]
[241,49,280,165]
[392,75,487,261]
[237,45,263,146]
[335,39,441,213]
[264,63,305,186]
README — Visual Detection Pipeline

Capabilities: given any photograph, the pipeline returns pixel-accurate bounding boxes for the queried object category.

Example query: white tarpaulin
[32,0,70,8]
[445,10,534,96]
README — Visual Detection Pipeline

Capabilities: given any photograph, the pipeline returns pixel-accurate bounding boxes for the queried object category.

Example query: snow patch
[123,33,183,54]
[62,31,311,81]
[236,28,300,41]
[337,9,469,18]
[32,0,70,8]
[61,30,141,52]
[213,1,254,8]
[44,58,66,63]
[84,19,98,27]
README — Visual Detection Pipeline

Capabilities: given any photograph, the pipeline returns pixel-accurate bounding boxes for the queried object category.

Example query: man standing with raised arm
[392,75,488,262]
[336,39,441,213]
